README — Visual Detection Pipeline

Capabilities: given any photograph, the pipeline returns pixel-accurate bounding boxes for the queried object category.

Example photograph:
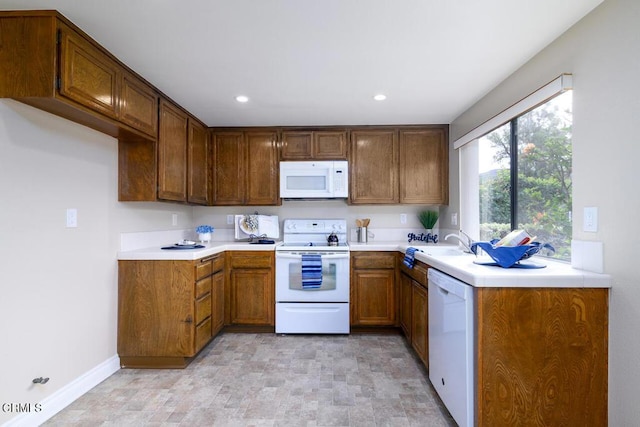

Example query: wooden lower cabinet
[117,254,224,368]
[211,268,225,335]
[411,282,428,367]
[476,287,608,426]
[398,256,430,368]
[399,273,413,338]
[226,251,275,327]
[397,258,608,425]
[350,252,396,326]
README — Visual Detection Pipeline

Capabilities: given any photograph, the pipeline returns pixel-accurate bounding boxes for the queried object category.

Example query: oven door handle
[276,253,349,260]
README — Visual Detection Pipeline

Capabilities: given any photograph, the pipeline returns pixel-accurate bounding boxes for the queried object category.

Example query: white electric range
[275,219,350,334]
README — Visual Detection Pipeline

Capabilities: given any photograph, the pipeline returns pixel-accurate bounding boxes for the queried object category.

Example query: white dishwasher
[428,268,475,427]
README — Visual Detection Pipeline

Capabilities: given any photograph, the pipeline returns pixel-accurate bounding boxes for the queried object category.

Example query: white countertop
[118,240,611,288]
[117,241,280,261]
[349,241,611,288]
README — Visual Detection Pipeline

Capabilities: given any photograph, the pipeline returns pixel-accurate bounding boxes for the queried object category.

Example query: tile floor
[44,333,456,426]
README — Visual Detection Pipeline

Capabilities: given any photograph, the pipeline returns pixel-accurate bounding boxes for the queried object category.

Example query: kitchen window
[458,79,573,261]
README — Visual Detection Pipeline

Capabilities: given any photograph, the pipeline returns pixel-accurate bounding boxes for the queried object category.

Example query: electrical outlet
[66,208,78,228]
[400,213,407,224]
[227,215,234,225]
[583,207,598,232]
[451,213,458,226]
[171,213,178,226]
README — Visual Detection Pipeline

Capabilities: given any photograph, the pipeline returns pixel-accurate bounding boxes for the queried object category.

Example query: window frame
[457,75,573,260]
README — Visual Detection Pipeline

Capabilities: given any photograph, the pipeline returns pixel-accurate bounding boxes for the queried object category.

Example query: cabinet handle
[182,315,193,324]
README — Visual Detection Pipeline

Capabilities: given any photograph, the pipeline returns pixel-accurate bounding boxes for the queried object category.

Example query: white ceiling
[0,0,603,127]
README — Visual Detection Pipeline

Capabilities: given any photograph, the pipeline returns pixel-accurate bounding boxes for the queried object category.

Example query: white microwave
[280,161,348,199]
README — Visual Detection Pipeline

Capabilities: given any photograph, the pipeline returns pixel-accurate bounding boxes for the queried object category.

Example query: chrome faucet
[444,230,475,253]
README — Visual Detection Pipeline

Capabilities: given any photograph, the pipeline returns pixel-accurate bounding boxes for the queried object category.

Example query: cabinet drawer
[195,276,212,299]
[195,317,212,352]
[195,259,213,280]
[399,258,428,286]
[352,252,396,269]
[211,255,224,273]
[228,252,273,268]
[195,293,212,325]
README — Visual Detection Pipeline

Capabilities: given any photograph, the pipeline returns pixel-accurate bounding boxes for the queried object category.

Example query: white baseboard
[2,355,120,427]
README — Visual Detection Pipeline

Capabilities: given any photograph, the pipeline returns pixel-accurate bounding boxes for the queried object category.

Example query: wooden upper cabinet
[58,21,159,138]
[212,132,246,205]
[187,119,209,205]
[58,23,120,119]
[350,130,399,204]
[314,131,348,159]
[246,131,279,205]
[120,72,158,137]
[281,130,348,160]
[281,132,312,159]
[211,130,280,206]
[0,11,161,141]
[399,128,449,204]
[158,99,188,202]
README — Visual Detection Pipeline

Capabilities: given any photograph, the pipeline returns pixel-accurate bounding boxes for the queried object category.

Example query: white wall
[0,99,193,425]
[448,0,640,424]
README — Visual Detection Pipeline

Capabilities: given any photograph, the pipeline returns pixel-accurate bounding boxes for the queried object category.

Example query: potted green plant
[418,210,439,232]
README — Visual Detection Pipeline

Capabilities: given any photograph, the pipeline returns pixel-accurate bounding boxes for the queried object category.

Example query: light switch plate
[583,207,598,232]
[66,208,78,228]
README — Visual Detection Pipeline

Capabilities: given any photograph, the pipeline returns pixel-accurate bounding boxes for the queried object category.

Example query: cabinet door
[120,72,158,137]
[399,128,449,204]
[158,100,188,201]
[281,131,312,160]
[229,268,274,325]
[351,269,396,326]
[350,130,398,204]
[58,25,119,119]
[118,260,194,358]
[187,119,209,205]
[411,282,428,367]
[281,131,348,160]
[314,131,348,159]
[399,273,413,339]
[476,288,608,427]
[211,270,225,335]
[212,132,246,205]
[246,131,279,205]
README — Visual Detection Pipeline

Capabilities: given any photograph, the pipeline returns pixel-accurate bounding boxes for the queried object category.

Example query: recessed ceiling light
[373,94,387,101]
[235,95,249,103]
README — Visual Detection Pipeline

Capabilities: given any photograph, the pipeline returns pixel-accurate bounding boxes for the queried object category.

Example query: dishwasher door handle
[437,286,450,296]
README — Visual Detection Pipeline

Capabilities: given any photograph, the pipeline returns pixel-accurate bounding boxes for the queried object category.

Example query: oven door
[275,252,350,302]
